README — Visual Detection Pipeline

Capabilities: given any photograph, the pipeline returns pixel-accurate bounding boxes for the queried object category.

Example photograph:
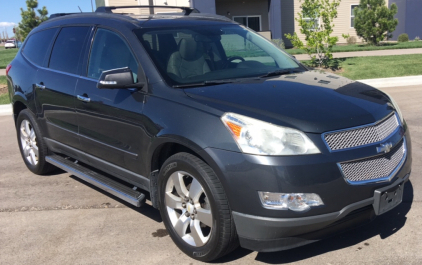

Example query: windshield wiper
[173,79,235,88]
[259,69,301,78]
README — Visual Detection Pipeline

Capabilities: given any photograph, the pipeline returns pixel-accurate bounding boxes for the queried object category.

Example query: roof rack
[49,13,79,19]
[95,6,200,16]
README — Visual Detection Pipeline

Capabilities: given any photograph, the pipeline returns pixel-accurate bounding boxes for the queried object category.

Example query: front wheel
[158,153,238,261]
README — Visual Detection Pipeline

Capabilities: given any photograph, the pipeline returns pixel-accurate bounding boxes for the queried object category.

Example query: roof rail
[95,6,199,16]
[49,13,79,19]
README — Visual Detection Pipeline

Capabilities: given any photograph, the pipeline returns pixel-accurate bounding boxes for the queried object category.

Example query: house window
[351,5,359,27]
[303,16,320,31]
[233,16,261,32]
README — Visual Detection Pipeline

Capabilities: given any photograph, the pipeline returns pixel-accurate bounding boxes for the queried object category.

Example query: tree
[18,0,49,41]
[285,0,341,68]
[354,0,398,45]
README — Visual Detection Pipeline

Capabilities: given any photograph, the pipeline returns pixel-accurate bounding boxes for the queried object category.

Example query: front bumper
[201,128,412,252]
[233,174,409,252]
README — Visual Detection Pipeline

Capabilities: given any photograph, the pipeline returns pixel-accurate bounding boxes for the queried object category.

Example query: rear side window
[22,28,58,66]
[49,27,90,75]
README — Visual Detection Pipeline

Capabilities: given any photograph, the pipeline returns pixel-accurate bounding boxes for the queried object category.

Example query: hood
[184,71,396,133]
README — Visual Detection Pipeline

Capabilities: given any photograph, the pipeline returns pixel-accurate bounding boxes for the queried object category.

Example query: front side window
[351,5,359,27]
[134,25,302,87]
[22,28,58,66]
[49,27,90,74]
[88,28,138,81]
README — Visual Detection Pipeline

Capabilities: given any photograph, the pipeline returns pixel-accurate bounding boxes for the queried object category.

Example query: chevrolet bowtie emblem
[377,142,393,154]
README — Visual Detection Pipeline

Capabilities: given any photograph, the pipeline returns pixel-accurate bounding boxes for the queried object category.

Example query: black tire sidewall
[158,154,224,261]
[16,109,50,174]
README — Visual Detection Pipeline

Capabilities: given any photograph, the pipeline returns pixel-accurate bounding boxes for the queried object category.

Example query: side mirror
[97,67,145,89]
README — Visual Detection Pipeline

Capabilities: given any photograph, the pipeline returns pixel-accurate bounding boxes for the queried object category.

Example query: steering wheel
[222,56,246,69]
[227,56,246,63]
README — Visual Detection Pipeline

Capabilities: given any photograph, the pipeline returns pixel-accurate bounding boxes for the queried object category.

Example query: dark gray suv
[6,6,412,262]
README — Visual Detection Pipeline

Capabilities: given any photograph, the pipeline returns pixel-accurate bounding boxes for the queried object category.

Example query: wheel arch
[12,100,27,123]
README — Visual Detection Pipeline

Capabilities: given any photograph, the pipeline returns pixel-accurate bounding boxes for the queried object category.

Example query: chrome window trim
[337,137,407,185]
[321,112,400,152]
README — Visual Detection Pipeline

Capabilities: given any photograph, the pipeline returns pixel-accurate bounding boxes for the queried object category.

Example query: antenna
[78,6,83,13]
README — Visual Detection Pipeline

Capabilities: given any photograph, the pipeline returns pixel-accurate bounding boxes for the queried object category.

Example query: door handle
[77,95,91,103]
[35,83,46,90]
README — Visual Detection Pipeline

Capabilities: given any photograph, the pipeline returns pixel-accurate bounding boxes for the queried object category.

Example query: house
[390,0,422,40]
[96,0,421,45]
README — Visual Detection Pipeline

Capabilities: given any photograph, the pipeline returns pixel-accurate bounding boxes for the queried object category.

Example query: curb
[358,75,422,88]
[0,104,12,116]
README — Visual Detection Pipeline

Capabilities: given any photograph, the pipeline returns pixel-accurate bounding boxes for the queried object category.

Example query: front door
[75,28,146,177]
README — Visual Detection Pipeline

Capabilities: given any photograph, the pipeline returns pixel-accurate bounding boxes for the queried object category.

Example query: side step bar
[46,155,146,207]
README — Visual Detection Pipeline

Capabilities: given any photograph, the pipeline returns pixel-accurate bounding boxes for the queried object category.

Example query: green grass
[303,54,422,80]
[0,76,10,105]
[0,76,6,85]
[0,93,10,104]
[0,48,18,69]
[285,41,422,55]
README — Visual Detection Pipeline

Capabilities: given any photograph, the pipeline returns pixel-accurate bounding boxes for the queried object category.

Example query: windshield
[134,24,304,87]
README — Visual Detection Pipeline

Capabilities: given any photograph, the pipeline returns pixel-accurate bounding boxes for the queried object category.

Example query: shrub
[271,39,285,49]
[346,36,357,45]
[398,33,409,42]
[354,0,398,45]
[285,0,341,68]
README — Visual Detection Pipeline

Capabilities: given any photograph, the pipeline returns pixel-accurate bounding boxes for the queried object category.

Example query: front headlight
[386,93,404,123]
[221,113,320,155]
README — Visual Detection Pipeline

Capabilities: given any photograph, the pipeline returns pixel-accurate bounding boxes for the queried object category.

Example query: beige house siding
[107,0,190,14]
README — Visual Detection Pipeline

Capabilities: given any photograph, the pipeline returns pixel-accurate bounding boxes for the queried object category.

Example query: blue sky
[0,0,95,37]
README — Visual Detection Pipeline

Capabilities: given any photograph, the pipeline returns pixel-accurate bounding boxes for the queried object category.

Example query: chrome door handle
[35,83,46,90]
[77,95,91,103]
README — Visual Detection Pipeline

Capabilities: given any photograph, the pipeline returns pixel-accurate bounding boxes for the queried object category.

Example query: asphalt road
[0,85,421,265]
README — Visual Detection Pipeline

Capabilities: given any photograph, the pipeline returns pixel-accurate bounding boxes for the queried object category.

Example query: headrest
[179,38,198,61]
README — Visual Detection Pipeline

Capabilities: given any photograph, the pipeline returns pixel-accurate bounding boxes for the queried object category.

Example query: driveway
[0,85,421,264]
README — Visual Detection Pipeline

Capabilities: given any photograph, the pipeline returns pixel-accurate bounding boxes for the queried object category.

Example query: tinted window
[88,29,138,80]
[22,28,58,66]
[49,27,90,74]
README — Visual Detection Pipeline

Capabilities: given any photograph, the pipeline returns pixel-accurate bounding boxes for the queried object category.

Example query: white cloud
[0,22,17,28]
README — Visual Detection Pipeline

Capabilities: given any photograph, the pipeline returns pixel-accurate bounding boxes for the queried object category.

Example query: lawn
[0,47,18,69]
[0,76,10,105]
[303,54,422,80]
[285,41,422,55]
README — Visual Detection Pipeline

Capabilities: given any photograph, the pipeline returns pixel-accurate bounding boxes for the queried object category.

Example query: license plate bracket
[373,182,404,215]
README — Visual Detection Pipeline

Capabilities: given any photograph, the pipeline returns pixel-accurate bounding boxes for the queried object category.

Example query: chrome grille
[324,113,399,151]
[339,140,405,184]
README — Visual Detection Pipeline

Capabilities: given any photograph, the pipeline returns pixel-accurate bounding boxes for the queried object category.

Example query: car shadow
[68,175,163,223]
[216,181,414,263]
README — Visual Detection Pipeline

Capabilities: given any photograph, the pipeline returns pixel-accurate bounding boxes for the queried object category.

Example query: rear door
[75,27,147,175]
[35,26,91,149]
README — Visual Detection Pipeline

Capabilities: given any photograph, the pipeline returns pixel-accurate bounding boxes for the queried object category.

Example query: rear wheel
[158,152,238,261]
[16,109,55,175]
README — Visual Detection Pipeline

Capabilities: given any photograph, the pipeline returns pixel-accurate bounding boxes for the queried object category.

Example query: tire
[16,109,55,175]
[158,152,238,261]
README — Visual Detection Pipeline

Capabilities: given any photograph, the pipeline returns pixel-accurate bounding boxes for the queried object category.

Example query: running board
[46,155,146,207]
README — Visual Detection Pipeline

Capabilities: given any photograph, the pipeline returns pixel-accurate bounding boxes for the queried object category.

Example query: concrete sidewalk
[0,69,5,76]
[294,48,422,60]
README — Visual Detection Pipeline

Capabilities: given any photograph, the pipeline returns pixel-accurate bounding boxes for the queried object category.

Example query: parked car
[4,39,17,49]
[6,6,412,262]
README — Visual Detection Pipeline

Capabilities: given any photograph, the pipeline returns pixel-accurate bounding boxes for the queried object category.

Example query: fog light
[258,192,324,212]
